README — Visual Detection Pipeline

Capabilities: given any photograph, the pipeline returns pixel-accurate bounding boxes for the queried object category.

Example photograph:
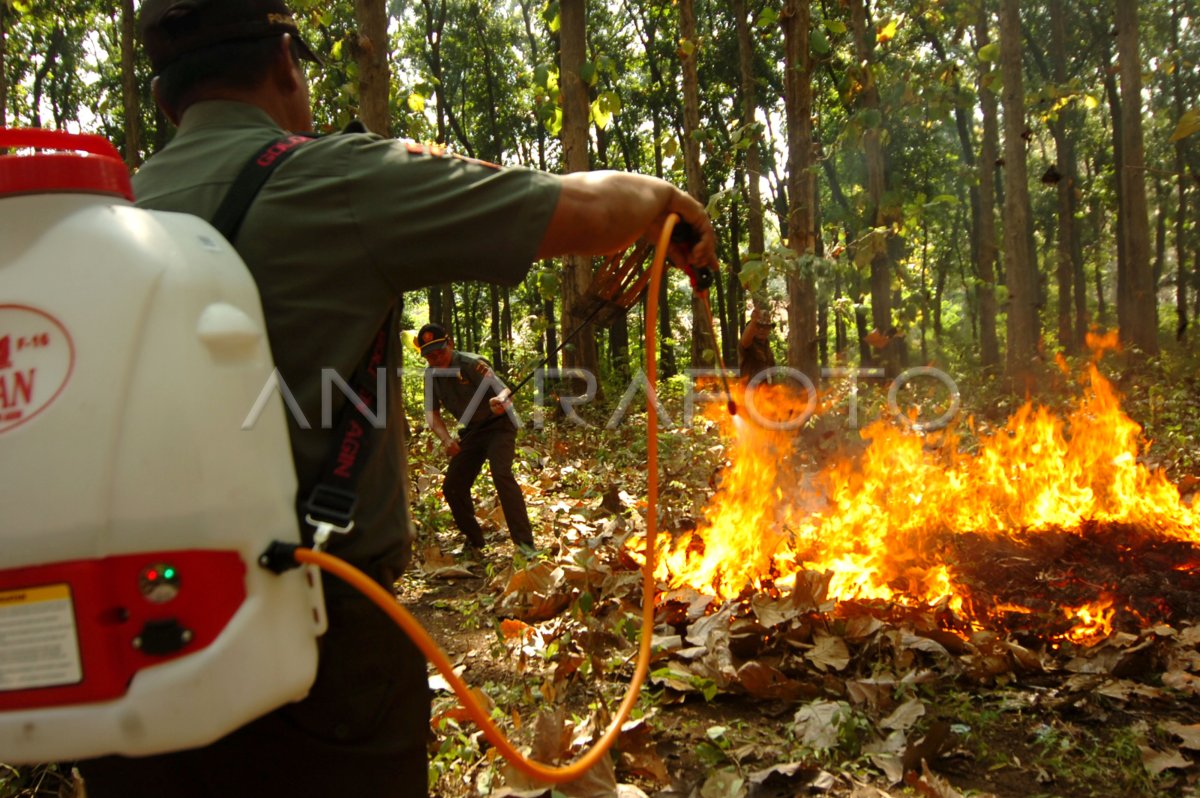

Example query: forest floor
[5,347,1200,798]
[399,347,1200,798]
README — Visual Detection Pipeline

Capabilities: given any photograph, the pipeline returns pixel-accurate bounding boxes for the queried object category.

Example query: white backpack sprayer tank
[0,128,325,763]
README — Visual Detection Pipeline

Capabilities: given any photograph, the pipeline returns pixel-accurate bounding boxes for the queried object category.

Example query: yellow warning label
[0,584,71,606]
[0,583,83,691]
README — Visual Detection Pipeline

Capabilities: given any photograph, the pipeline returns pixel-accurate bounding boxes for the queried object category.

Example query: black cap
[417,323,450,356]
[139,0,322,73]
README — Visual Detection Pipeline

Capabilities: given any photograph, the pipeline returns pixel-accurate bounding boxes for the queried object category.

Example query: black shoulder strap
[210,134,312,243]
[211,132,392,541]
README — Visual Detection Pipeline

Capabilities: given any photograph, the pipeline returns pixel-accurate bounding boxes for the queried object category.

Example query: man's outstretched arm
[535,172,718,271]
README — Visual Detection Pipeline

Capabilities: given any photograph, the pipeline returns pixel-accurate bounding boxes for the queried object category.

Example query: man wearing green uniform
[77,0,718,795]
[418,323,535,555]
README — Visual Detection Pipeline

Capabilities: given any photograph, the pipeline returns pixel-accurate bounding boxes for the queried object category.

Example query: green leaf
[755,8,779,29]
[544,2,561,33]
[533,63,552,89]
[679,38,695,57]
[977,42,1000,63]
[859,108,883,129]
[406,93,426,112]
[739,259,766,292]
[810,28,831,56]
[545,107,563,136]
[590,98,612,129]
[826,19,847,35]
[580,61,598,87]
[330,39,344,61]
[598,90,622,114]
[537,268,560,301]
[1170,109,1200,142]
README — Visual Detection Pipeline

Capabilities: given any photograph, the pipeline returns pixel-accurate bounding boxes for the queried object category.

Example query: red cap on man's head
[139,0,322,73]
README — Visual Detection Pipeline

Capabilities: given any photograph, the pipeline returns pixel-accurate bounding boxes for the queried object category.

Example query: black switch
[133,618,193,656]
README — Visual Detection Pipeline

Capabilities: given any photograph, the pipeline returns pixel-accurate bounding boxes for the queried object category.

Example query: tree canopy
[2,0,1198,393]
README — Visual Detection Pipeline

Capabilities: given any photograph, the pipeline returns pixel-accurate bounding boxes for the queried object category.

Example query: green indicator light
[163,568,176,580]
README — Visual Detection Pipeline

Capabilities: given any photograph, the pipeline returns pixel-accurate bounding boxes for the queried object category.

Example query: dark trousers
[444,420,534,548]
[75,587,431,797]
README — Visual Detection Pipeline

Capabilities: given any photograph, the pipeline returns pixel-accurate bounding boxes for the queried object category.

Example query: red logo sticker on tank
[0,305,75,435]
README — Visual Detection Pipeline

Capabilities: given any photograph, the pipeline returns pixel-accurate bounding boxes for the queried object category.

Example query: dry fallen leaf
[807,633,851,672]
[793,701,849,750]
[746,761,826,797]
[880,698,926,732]
[1139,745,1192,775]
[1162,721,1200,751]
[902,759,970,798]
[699,770,745,798]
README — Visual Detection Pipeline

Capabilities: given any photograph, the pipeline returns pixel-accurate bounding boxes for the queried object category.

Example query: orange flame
[635,361,1198,640]
[1063,598,1116,644]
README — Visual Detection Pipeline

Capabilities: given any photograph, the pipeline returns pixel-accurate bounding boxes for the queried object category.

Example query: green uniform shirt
[429,351,507,429]
[132,101,561,574]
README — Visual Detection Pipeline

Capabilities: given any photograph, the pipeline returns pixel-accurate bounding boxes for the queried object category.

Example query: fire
[1063,598,1116,644]
[635,351,1199,641]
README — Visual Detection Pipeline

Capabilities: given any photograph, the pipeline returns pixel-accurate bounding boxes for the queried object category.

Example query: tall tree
[974,2,1002,372]
[1114,0,1158,354]
[352,0,390,134]
[999,0,1038,382]
[1048,0,1079,353]
[848,0,896,374]
[781,0,818,383]
[118,0,140,167]
[558,0,600,390]
[734,0,763,346]
[1172,0,1190,339]
[678,0,715,368]
[415,0,453,327]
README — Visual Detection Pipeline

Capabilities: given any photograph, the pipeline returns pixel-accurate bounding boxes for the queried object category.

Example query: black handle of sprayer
[669,221,715,292]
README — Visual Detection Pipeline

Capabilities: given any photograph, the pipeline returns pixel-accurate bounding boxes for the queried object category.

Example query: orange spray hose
[292,213,678,784]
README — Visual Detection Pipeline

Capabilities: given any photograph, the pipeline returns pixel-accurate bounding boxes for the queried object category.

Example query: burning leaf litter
[410,343,1200,796]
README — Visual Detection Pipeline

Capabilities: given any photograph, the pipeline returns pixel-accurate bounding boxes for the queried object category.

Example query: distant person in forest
[76,1,718,796]
[418,322,535,558]
[739,306,776,381]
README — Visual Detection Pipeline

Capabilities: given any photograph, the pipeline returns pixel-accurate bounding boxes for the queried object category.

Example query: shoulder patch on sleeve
[402,140,501,170]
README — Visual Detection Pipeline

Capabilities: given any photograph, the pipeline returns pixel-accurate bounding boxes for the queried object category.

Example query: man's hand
[444,439,462,457]
[489,388,512,416]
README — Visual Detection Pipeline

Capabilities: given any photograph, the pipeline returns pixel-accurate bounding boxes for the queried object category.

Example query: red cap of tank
[0,128,134,201]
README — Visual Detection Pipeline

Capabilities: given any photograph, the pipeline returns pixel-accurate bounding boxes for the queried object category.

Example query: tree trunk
[489,284,503,372]
[1173,0,1190,340]
[1094,199,1109,322]
[724,180,744,364]
[119,0,140,167]
[652,117,677,378]
[782,0,818,384]
[678,0,715,369]
[849,0,896,375]
[543,297,558,370]
[735,0,765,338]
[559,0,601,393]
[353,0,390,134]
[975,3,1002,372]
[999,0,1038,384]
[419,0,452,320]
[1049,0,1076,353]
[1115,0,1158,354]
